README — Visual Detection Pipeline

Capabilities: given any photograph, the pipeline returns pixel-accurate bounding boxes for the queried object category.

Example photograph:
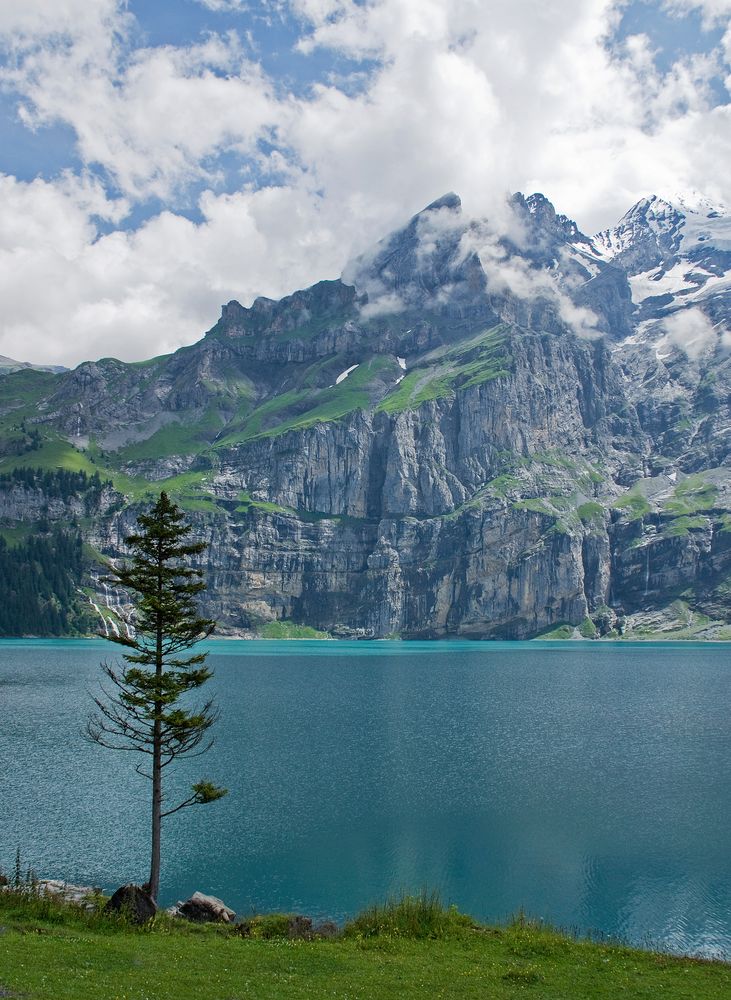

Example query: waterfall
[77,586,109,636]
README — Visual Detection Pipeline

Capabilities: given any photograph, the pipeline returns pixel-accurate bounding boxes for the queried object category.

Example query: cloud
[660,306,731,357]
[661,1,731,28]
[1,8,284,201]
[464,224,601,339]
[284,0,731,235]
[1,0,731,365]
[194,1,250,10]
[359,292,407,318]
[0,0,125,39]
[0,172,354,366]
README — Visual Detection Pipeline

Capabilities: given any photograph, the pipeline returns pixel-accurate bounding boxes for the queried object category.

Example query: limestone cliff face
[216,333,640,518]
[2,190,731,639]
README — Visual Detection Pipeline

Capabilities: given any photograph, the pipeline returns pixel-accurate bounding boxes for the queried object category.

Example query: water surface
[1,639,729,958]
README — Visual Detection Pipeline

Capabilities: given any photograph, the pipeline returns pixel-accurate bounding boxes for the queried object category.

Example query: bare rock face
[105,884,157,924]
[174,891,235,923]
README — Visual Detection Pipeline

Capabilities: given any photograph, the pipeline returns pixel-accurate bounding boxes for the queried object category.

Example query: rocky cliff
[1,190,730,639]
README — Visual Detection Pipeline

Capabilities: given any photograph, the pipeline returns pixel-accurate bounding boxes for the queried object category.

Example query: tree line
[0,467,110,502]
[0,529,92,636]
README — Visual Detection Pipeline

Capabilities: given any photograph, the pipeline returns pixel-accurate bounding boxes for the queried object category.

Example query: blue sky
[0,0,729,366]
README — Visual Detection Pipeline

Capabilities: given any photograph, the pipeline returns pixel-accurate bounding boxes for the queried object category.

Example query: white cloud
[0,172,353,366]
[660,306,731,357]
[465,224,601,339]
[661,1,731,27]
[194,1,250,10]
[0,0,125,38]
[1,8,284,201]
[285,0,731,234]
[1,0,731,365]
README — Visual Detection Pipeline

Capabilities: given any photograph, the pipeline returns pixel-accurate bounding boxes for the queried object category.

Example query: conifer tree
[87,492,226,903]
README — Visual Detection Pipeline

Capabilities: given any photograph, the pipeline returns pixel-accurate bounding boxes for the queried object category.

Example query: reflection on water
[1,639,729,958]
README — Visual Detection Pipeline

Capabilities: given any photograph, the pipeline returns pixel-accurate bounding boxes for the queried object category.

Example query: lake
[0,639,729,958]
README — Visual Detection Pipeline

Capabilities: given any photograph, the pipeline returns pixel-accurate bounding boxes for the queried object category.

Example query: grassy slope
[377,325,510,414]
[0,897,728,1000]
[213,356,395,447]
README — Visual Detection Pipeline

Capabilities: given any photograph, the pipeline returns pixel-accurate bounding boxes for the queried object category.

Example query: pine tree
[87,492,226,903]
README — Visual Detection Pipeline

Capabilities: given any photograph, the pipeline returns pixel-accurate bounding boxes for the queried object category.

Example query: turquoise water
[1,639,729,958]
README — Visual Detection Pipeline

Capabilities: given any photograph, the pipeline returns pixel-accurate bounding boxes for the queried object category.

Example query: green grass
[663,476,717,517]
[0,523,35,547]
[0,891,728,1000]
[512,496,577,527]
[377,369,454,413]
[344,891,471,940]
[271,300,354,343]
[0,436,102,476]
[524,450,581,472]
[484,473,521,497]
[108,470,219,513]
[0,367,59,408]
[260,620,331,639]
[114,410,225,463]
[513,497,553,515]
[578,617,598,638]
[577,501,605,526]
[235,491,293,517]
[377,327,510,414]
[217,358,394,445]
[537,623,575,639]
[663,515,709,537]
[613,491,652,520]
[217,388,308,445]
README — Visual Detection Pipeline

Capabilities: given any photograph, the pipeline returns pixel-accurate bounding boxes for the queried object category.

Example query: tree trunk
[148,545,164,904]
[149,725,162,903]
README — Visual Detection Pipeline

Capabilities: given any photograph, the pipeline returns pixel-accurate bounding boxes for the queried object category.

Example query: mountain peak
[593,190,731,272]
[423,192,462,213]
[509,192,590,247]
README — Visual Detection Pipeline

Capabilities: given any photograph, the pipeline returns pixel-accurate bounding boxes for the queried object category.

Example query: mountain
[0,191,730,639]
[593,192,731,332]
[0,355,67,375]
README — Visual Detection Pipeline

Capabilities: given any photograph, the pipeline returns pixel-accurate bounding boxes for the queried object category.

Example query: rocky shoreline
[5,878,339,938]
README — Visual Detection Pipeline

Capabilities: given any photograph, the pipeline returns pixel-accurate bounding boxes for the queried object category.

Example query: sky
[0,0,729,368]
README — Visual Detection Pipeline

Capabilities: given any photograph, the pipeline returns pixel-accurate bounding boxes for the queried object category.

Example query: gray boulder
[105,884,156,924]
[36,879,100,910]
[175,891,235,923]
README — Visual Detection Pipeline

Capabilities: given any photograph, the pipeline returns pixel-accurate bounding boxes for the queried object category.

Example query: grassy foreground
[1,891,729,1000]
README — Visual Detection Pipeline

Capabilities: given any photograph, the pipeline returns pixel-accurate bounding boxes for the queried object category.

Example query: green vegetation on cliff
[261,620,331,639]
[377,326,510,414]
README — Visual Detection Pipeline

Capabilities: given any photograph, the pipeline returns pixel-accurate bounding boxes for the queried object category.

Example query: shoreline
[1,634,730,645]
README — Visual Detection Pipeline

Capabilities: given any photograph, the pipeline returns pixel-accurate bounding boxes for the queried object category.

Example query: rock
[312,920,339,939]
[104,884,157,924]
[287,915,313,939]
[36,879,100,910]
[177,891,235,924]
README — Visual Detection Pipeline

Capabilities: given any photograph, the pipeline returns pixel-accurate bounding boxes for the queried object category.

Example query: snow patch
[628,262,698,305]
[397,356,407,370]
[335,364,359,385]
